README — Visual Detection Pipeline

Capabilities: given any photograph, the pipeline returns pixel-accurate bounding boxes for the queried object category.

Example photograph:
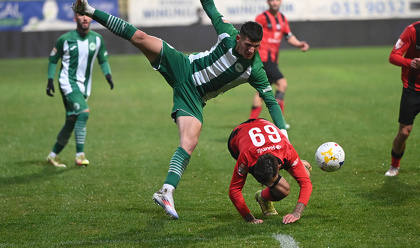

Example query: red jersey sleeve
[389,25,415,68]
[284,148,312,206]
[228,156,251,218]
[281,14,292,36]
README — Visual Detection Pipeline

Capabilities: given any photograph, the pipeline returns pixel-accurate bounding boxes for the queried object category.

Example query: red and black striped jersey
[255,10,291,63]
[389,21,420,91]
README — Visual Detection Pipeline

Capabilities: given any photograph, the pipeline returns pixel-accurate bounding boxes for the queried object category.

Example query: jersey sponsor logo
[234,63,244,73]
[395,39,404,49]
[70,45,77,51]
[89,42,96,51]
[262,85,272,93]
[268,37,281,44]
[256,144,281,154]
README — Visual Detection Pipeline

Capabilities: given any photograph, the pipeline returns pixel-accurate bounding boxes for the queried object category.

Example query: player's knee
[78,111,89,122]
[180,139,198,155]
[270,182,290,200]
[281,184,290,197]
[399,126,412,138]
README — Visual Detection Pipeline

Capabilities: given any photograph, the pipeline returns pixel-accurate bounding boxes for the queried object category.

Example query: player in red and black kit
[385,21,420,176]
[227,118,312,224]
[249,0,309,127]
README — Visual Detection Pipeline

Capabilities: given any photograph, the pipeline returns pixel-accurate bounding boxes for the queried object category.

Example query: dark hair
[253,153,279,185]
[239,21,263,42]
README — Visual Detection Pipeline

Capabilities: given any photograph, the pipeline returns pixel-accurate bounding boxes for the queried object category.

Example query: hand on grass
[282,212,300,224]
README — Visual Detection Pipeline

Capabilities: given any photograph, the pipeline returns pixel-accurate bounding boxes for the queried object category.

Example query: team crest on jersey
[89,42,96,51]
[395,39,404,50]
[73,103,80,111]
[234,63,244,73]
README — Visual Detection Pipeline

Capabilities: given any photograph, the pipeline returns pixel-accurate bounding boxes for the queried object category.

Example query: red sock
[277,99,284,113]
[391,150,403,168]
[249,106,262,119]
[391,156,401,168]
[261,187,275,201]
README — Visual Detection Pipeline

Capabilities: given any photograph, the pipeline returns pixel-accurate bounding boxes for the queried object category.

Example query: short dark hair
[239,21,263,42]
[253,153,279,185]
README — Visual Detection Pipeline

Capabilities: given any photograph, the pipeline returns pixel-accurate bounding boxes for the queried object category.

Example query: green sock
[74,112,89,153]
[93,10,137,41]
[52,117,75,154]
[164,147,191,188]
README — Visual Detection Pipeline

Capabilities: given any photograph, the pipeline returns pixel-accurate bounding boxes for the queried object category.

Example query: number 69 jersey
[228,118,296,170]
[227,118,312,217]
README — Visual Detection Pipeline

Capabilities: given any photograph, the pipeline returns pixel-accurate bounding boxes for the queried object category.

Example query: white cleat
[153,188,179,219]
[47,155,66,168]
[385,166,399,177]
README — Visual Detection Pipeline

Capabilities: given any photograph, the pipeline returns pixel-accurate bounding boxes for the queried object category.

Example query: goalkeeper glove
[46,78,55,96]
[106,74,114,90]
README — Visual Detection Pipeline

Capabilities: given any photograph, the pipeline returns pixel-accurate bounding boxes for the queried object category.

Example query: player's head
[240,21,263,42]
[253,153,280,186]
[74,13,92,34]
[236,21,263,59]
[267,0,282,12]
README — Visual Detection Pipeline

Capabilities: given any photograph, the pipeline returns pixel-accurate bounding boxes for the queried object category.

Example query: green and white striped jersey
[48,30,109,97]
[192,0,285,129]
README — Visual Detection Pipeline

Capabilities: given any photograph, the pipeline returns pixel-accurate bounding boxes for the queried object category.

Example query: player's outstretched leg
[72,0,137,42]
[152,185,179,219]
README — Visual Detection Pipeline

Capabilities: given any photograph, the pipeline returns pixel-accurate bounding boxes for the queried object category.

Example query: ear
[236,34,241,42]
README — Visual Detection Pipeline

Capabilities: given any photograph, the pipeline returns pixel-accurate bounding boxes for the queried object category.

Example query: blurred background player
[249,0,309,129]
[46,13,114,168]
[228,118,312,224]
[71,0,287,220]
[385,21,420,176]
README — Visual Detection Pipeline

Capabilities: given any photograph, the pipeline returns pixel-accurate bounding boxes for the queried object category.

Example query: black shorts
[263,61,284,84]
[398,87,420,125]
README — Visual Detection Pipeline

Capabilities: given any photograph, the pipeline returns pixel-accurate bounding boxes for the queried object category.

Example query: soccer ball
[315,142,345,172]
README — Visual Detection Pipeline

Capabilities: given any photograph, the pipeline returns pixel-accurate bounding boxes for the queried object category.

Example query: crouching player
[227,118,312,224]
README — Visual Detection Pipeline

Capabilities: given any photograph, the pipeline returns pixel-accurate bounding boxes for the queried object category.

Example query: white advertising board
[128,0,420,27]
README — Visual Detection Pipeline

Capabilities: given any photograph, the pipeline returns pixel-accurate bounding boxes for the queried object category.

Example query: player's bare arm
[287,36,309,52]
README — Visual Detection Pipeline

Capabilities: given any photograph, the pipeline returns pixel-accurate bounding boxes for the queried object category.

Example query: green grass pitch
[1,46,419,247]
